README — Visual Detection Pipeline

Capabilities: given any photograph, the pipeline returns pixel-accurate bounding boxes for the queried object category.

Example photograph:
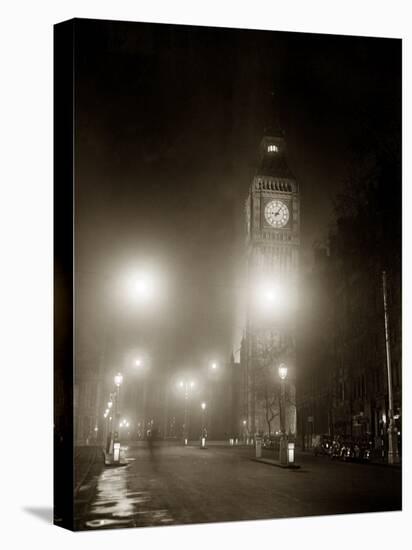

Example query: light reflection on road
[82,457,174,529]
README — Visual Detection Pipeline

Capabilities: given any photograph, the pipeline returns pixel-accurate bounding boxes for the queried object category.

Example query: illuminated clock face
[265,200,290,228]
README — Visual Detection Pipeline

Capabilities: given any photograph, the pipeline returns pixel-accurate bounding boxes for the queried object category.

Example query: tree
[254,331,293,435]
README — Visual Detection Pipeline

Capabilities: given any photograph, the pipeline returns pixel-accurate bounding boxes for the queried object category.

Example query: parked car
[313,434,333,456]
[262,434,282,451]
[329,435,373,463]
[262,435,275,449]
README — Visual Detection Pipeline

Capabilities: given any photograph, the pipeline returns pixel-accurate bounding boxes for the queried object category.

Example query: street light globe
[178,380,184,388]
[257,282,288,311]
[243,419,247,426]
[126,422,130,427]
[135,358,142,367]
[190,381,195,388]
[211,361,218,370]
[134,277,153,301]
[278,364,288,380]
[114,372,123,386]
[266,290,276,302]
[201,402,206,410]
[108,401,113,409]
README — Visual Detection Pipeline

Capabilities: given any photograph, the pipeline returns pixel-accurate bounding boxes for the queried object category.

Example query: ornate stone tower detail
[242,127,300,438]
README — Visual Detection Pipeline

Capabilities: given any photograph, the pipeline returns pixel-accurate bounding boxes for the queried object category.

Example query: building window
[267,145,278,153]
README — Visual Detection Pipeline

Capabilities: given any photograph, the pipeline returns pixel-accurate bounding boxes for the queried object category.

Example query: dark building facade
[297,242,402,453]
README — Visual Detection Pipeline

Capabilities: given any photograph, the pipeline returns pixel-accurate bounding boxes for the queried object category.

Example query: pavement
[74,441,402,531]
[74,445,104,493]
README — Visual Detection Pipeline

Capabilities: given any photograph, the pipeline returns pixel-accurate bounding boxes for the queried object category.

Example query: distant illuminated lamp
[114,372,123,387]
[278,364,288,380]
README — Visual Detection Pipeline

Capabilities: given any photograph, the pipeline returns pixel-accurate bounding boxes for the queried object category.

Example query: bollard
[288,441,295,464]
[229,438,234,446]
[184,438,188,446]
[200,436,207,449]
[255,435,262,458]
[279,434,288,465]
[113,442,121,463]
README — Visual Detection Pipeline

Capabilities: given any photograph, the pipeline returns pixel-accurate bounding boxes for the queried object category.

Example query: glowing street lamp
[278,364,288,465]
[132,275,154,302]
[278,364,288,380]
[200,402,207,449]
[211,361,218,370]
[108,372,124,460]
[114,372,123,387]
[265,289,276,303]
[241,419,248,444]
[257,284,280,307]
[255,281,293,314]
[178,379,196,445]
[135,358,142,367]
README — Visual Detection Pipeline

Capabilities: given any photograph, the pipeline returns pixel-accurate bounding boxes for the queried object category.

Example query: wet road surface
[75,442,401,530]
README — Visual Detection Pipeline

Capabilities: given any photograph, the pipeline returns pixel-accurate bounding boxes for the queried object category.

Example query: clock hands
[265,201,288,226]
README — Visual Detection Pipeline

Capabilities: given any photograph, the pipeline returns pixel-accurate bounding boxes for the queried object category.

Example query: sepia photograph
[53,17,402,531]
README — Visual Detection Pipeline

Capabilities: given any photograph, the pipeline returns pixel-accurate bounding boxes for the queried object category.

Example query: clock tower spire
[242,122,300,439]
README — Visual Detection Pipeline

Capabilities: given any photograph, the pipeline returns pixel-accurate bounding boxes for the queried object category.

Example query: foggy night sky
[74,19,401,373]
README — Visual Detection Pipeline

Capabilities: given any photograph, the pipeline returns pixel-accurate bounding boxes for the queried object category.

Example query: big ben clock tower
[242,126,300,438]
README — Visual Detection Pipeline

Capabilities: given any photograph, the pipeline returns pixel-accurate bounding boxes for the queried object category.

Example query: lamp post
[119,418,130,440]
[178,379,195,445]
[278,364,288,465]
[103,409,109,450]
[132,356,149,436]
[247,281,289,440]
[109,372,123,456]
[208,360,219,437]
[98,269,157,443]
[382,271,400,464]
[200,402,207,448]
[104,400,113,452]
[242,419,247,444]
